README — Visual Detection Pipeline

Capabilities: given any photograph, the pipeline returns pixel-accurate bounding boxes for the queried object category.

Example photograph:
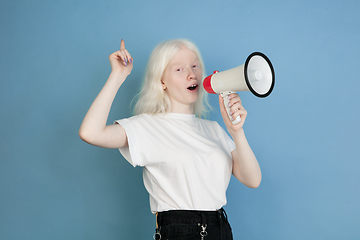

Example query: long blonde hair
[134,39,210,118]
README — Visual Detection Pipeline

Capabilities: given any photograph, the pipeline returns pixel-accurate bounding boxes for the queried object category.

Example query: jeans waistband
[157,208,228,226]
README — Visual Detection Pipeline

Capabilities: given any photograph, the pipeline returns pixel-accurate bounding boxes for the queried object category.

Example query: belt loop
[156,213,158,228]
[222,208,228,221]
[200,211,207,225]
[217,209,223,225]
[156,212,162,228]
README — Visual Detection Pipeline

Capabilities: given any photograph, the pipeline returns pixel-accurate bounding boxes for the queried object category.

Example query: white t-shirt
[115,113,236,214]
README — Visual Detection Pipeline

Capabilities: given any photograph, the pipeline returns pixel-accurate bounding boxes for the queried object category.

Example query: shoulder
[196,117,221,128]
[116,113,154,124]
[115,114,169,132]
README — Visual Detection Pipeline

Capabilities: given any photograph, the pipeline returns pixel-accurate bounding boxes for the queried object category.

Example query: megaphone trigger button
[213,70,219,74]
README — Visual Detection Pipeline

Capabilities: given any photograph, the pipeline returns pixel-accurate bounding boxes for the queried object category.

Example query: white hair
[134,39,210,118]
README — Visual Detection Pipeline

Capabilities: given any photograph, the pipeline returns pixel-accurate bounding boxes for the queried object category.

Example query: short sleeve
[114,118,142,167]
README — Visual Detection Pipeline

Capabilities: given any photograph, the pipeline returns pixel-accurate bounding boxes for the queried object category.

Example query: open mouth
[187,84,198,91]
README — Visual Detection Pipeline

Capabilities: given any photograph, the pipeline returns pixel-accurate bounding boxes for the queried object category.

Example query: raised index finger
[120,39,125,51]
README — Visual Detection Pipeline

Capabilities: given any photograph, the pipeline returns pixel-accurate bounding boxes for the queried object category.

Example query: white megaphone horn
[203,52,275,124]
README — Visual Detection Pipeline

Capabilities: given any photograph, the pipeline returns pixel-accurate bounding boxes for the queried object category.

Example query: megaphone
[203,52,275,124]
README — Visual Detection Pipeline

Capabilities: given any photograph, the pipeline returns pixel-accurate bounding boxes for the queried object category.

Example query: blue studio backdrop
[1,0,359,239]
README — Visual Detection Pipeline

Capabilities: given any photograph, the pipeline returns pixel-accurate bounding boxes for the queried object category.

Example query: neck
[169,102,195,114]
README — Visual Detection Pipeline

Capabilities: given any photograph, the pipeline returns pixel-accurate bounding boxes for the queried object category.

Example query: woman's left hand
[219,93,247,134]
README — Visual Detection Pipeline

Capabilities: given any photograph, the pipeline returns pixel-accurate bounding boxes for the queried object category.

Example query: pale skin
[79,40,261,188]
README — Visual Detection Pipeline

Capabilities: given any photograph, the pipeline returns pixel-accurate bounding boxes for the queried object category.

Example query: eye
[176,67,183,72]
[193,64,200,69]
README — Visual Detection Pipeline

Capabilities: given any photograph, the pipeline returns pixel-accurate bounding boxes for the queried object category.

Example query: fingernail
[228,96,231,100]
[130,58,133,63]
[124,61,127,67]
[228,103,231,107]
[229,111,232,115]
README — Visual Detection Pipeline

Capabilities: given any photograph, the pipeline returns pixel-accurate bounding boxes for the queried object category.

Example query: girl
[79,39,261,240]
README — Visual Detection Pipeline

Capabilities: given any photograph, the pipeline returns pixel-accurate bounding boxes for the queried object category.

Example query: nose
[188,68,195,80]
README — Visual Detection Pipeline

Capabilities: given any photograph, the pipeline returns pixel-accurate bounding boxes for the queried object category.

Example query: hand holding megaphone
[220,90,242,124]
[203,52,275,124]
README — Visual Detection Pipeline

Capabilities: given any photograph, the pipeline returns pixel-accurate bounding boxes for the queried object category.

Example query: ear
[161,79,167,90]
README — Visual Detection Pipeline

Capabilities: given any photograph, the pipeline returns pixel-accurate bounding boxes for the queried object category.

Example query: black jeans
[154,208,233,240]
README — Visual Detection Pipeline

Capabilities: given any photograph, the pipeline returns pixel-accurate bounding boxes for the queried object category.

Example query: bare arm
[79,40,133,149]
[219,94,262,188]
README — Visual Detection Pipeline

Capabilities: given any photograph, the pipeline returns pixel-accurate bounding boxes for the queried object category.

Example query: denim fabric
[155,208,233,240]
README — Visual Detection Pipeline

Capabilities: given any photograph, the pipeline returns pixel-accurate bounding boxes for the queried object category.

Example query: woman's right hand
[109,39,133,76]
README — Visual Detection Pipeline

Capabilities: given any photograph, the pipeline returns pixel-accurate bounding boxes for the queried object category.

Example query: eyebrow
[170,58,200,66]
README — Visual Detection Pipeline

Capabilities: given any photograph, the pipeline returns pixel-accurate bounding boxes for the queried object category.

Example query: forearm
[79,72,127,141]
[231,129,262,188]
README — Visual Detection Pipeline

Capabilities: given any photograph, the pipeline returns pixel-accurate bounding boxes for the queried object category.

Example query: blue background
[1,0,359,239]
